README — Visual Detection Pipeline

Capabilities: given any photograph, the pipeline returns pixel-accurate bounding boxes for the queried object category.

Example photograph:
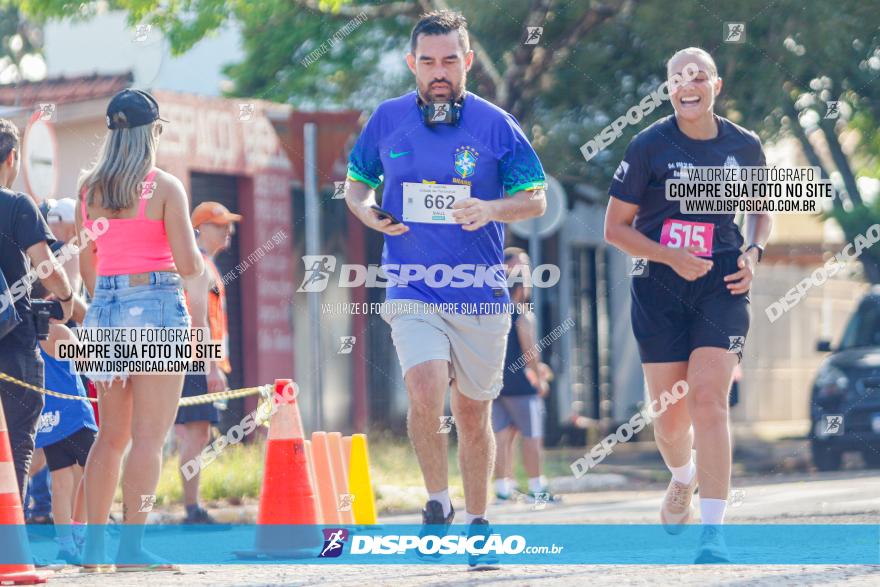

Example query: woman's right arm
[604,196,712,282]
[75,196,97,298]
[162,174,205,280]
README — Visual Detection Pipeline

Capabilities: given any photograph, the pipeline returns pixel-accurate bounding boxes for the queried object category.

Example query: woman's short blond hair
[667,47,718,78]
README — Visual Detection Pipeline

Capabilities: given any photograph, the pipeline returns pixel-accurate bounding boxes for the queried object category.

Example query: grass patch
[155,442,264,507]
[152,432,464,512]
[368,430,462,488]
[151,432,587,512]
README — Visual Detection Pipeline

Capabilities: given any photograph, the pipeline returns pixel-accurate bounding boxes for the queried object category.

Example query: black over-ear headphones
[418,92,464,126]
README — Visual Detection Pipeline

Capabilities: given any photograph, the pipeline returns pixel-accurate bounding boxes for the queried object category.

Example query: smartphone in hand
[370,205,402,225]
[33,299,64,320]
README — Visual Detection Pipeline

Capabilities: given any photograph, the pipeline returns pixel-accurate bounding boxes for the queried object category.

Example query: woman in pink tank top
[74,89,204,571]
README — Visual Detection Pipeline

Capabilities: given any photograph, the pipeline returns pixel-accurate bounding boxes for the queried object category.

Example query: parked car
[811,287,880,471]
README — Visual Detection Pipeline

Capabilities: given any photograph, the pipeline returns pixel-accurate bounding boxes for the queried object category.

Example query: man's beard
[419,77,466,103]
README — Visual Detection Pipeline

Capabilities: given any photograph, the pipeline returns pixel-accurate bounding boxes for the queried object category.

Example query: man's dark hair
[410,10,470,54]
[0,118,20,164]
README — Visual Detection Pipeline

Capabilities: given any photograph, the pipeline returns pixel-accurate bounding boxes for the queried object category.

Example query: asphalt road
[40,471,880,586]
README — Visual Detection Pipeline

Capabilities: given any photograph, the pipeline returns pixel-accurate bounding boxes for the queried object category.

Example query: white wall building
[42,9,242,96]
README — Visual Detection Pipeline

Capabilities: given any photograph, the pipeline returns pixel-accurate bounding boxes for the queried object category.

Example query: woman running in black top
[604,47,772,563]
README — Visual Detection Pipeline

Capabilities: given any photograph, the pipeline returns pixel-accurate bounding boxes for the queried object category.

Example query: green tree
[20,0,880,279]
[0,0,43,85]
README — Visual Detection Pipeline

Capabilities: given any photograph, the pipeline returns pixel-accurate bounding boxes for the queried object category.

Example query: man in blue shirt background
[345,10,546,570]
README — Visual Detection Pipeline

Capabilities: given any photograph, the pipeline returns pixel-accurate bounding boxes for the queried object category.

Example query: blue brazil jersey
[348,91,545,312]
[609,115,766,256]
[35,347,98,448]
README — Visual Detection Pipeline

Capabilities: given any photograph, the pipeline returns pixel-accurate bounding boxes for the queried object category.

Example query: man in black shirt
[0,118,74,499]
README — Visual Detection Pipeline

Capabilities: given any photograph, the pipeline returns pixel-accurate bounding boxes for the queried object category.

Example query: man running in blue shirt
[345,10,546,570]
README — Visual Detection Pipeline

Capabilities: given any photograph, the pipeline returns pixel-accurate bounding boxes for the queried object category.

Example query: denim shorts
[83,272,191,382]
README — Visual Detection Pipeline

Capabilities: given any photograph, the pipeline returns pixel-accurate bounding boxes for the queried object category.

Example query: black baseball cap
[106,89,168,130]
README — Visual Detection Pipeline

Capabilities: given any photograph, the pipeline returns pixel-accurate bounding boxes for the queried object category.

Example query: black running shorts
[630,251,750,363]
[43,426,96,472]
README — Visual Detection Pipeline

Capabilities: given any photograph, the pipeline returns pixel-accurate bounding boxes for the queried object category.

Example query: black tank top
[501,311,537,396]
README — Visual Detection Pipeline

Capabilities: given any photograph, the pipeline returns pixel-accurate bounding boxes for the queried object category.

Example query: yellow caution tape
[0,371,270,407]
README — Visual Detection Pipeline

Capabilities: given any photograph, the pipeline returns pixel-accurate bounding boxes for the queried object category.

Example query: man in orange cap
[175,201,241,524]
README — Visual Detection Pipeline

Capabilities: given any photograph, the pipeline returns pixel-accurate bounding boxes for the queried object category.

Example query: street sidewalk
[149,435,844,524]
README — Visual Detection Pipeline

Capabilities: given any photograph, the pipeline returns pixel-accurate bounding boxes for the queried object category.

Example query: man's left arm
[491,188,547,223]
[452,113,547,230]
[452,188,546,231]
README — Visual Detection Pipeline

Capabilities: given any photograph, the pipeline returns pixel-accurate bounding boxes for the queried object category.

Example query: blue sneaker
[467,518,500,571]
[694,525,731,564]
[416,500,454,561]
[56,547,82,566]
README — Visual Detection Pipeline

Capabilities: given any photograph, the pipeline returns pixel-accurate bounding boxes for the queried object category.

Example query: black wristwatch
[58,291,74,303]
[745,243,764,263]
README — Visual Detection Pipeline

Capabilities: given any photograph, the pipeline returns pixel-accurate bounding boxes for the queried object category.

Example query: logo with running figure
[524,27,543,45]
[729,488,745,508]
[238,103,255,121]
[38,103,56,121]
[298,255,337,293]
[333,181,345,199]
[454,146,479,179]
[825,101,840,119]
[138,494,157,513]
[140,181,157,200]
[532,492,550,510]
[630,257,648,277]
[728,336,745,354]
[133,23,152,43]
[338,336,356,354]
[724,23,746,43]
[319,528,349,558]
[337,494,355,512]
[432,103,450,123]
[437,416,456,434]
[823,415,844,436]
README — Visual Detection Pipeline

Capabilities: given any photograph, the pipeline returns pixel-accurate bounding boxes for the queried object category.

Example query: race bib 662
[402,182,470,224]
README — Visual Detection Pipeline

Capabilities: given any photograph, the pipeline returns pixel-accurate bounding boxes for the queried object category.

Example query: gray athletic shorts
[380,299,511,401]
[492,395,545,438]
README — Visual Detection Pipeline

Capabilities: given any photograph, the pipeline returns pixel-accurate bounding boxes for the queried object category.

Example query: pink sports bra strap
[137,169,158,219]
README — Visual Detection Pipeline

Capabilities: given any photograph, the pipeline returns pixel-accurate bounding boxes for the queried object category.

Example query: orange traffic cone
[327,432,355,525]
[342,435,352,469]
[311,432,342,525]
[0,400,49,584]
[235,379,320,558]
[304,440,324,524]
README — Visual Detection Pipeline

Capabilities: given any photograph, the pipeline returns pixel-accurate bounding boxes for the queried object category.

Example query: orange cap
[191,201,243,227]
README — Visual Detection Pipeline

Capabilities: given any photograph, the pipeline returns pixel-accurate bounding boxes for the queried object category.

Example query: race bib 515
[660,218,714,257]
